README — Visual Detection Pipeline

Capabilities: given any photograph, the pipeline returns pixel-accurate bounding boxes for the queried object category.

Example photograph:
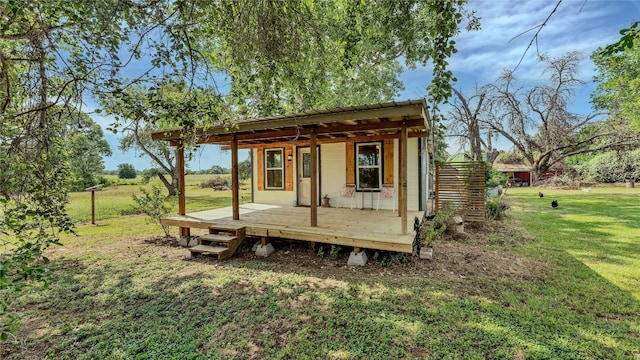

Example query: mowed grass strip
[3,187,639,359]
[507,186,640,300]
[67,175,251,223]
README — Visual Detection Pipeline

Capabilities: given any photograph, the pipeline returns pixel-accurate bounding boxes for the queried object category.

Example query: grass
[67,175,251,223]
[3,186,639,359]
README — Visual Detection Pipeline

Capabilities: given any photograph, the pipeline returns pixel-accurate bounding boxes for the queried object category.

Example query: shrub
[486,199,508,220]
[421,204,456,247]
[581,150,640,183]
[132,185,172,237]
[486,162,508,188]
[200,176,229,190]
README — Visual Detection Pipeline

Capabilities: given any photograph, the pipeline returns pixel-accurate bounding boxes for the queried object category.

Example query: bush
[95,175,113,187]
[421,204,456,247]
[580,150,640,183]
[132,185,172,237]
[486,199,508,220]
[117,163,137,179]
[486,162,508,188]
[200,176,229,190]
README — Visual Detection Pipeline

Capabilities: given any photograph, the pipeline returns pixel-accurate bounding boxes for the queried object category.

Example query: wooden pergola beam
[231,134,239,220]
[177,144,189,237]
[310,129,318,227]
[192,118,426,146]
[150,102,427,141]
[227,132,427,150]
[400,120,408,235]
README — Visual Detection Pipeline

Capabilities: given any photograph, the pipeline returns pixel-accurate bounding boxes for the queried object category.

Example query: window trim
[264,148,285,190]
[355,142,383,191]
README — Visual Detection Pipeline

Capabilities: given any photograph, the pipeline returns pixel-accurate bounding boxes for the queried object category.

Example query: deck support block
[347,251,368,266]
[255,243,275,257]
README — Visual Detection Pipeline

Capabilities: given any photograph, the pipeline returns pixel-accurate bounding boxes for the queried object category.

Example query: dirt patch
[185,220,549,283]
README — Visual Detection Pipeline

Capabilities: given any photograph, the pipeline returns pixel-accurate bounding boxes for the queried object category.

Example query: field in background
[3,186,639,359]
[67,174,252,223]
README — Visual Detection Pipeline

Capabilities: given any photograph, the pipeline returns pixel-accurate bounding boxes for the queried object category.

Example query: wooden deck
[161,203,423,253]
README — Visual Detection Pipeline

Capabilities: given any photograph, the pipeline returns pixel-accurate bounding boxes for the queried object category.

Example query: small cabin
[151,100,434,259]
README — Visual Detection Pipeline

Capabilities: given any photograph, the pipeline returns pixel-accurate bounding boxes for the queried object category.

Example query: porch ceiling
[150,99,429,148]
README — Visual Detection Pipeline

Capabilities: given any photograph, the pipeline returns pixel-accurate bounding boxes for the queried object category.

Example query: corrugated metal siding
[435,162,486,222]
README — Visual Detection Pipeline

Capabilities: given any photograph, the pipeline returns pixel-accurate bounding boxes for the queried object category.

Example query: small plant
[132,185,172,237]
[317,246,325,257]
[421,204,456,247]
[371,251,408,267]
[486,199,509,220]
[329,245,341,259]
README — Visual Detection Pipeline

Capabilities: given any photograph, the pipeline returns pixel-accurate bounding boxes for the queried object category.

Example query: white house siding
[406,137,420,211]
[389,138,420,211]
[320,143,345,205]
[251,148,298,206]
[251,139,424,211]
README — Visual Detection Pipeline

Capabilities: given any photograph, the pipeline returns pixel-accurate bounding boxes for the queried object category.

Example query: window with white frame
[265,148,284,189]
[356,142,381,190]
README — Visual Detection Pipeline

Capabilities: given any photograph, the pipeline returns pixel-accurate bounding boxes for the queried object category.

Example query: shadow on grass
[5,244,640,359]
[508,190,640,299]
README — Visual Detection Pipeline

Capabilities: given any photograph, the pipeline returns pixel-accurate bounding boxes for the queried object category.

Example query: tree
[209,165,229,175]
[579,149,640,183]
[1,0,477,338]
[592,29,640,130]
[59,109,112,191]
[102,82,223,196]
[101,2,479,195]
[238,154,252,181]
[600,21,639,55]
[447,88,499,164]
[480,52,640,181]
[117,163,137,179]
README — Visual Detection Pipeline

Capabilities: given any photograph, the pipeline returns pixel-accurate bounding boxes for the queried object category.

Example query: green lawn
[68,174,251,223]
[3,186,639,359]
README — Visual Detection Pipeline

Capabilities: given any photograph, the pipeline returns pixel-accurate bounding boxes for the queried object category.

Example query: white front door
[297,147,317,206]
[298,148,311,206]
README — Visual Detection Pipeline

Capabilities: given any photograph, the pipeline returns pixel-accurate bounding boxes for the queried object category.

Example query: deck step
[190,245,228,255]
[209,224,246,232]
[199,233,237,243]
[188,225,246,260]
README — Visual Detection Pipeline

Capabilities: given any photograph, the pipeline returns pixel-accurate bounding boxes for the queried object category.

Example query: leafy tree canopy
[592,27,640,131]
[117,163,137,179]
[0,0,478,339]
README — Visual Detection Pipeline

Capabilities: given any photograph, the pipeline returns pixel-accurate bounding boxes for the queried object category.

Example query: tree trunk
[158,173,177,196]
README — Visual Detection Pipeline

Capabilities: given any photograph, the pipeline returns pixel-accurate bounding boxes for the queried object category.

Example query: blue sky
[99,0,639,170]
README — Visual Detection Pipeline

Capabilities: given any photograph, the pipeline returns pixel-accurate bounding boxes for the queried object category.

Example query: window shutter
[285,146,293,191]
[345,143,355,184]
[257,148,264,191]
[384,139,394,185]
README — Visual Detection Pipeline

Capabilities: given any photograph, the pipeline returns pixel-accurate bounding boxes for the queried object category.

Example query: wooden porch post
[231,134,240,220]
[400,120,408,235]
[177,144,189,237]
[310,129,318,227]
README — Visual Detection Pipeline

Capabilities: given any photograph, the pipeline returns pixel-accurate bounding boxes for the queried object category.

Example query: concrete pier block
[255,243,275,257]
[347,251,368,266]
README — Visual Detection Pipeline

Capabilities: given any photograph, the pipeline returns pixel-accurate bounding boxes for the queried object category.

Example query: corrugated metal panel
[435,162,486,222]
